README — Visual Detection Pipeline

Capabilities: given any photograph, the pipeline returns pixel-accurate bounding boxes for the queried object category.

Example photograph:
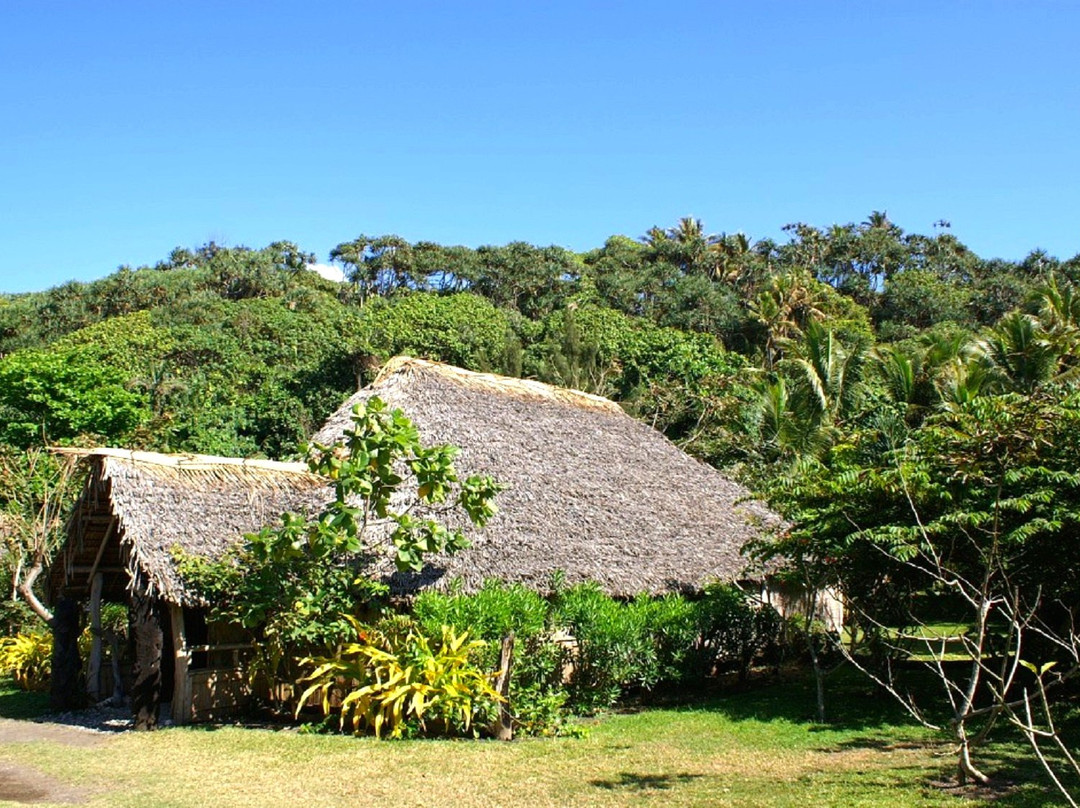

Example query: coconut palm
[982,311,1059,393]
[874,344,919,409]
[749,271,825,369]
[756,376,832,458]
[758,322,867,458]
[790,320,866,424]
[1035,274,1080,368]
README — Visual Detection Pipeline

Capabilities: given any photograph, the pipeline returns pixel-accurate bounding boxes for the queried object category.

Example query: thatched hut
[51,357,785,725]
[50,450,327,725]
[311,357,778,595]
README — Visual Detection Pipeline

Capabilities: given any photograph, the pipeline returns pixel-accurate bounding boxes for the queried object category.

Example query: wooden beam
[131,591,162,731]
[69,566,125,574]
[491,633,515,741]
[185,643,251,654]
[83,517,116,586]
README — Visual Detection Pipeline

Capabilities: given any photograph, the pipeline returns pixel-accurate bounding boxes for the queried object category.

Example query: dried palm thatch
[312,357,779,596]
[51,449,327,605]
[53,358,778,604]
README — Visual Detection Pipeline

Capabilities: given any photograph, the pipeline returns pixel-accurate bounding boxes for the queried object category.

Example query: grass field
[0,673,1069,807]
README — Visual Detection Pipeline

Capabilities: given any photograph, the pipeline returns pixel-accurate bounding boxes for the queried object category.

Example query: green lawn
[0,674,1068,807]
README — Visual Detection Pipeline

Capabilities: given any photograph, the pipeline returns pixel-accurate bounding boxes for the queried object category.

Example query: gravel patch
[34,705,133,734]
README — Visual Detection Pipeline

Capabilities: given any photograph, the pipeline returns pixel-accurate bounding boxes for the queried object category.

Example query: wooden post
[169,605,191,725]
[48,597,83,711]
[85,573,103,703]
[107,630,124,704]
[492,632,515,741]
[131,590,162,731]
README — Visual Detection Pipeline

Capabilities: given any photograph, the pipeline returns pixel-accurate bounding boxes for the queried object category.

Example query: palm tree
[790,320,865,424]
[1035,273,1080,365]
[758,322,866,459]
[982,311,1059,393]
[874,344,919,408]
[749,270,824,369]
[756,376,832,459]
[937,353,994,410]
[712,232,754,288]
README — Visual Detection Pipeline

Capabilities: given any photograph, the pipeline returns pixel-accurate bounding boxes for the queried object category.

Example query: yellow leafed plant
[298,617,502,738]
[0,631,52,692]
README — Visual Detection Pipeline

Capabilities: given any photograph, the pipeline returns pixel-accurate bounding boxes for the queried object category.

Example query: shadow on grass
[636,666,1074,803]
[649,667,928,732]
[824,710,1079,807]
[590,772,705,792]
[0,683,49,721]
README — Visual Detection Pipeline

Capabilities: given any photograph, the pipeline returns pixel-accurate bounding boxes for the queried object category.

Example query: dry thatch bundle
[53,358,778,604]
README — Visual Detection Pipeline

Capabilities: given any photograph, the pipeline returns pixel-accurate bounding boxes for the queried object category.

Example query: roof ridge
[50,447,313,475]
[373,356,624,415]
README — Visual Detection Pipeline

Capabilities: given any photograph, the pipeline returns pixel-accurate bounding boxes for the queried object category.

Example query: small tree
[763,388,1080,794]
[180,396,502,707]
[0,447,84,708]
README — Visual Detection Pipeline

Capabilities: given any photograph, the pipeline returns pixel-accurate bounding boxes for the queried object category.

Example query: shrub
[413,580,548,648]
[696,584,783,682]
[413,581,569,735]
[407,581,789,724]
[0,632,52,691]
[298,617,501,739]
[552,583,658,711]
[361,293,510,371]
[626,594,700,684]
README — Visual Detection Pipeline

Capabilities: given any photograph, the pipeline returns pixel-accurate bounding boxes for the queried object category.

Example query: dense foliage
[298,617,502,739]
[752,277,1080,787]
[0,631,52,691]
[411,579,782,732]
[2,214,1074,466]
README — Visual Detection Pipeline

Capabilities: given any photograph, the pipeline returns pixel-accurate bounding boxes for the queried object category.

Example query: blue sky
[2,1,1077,293]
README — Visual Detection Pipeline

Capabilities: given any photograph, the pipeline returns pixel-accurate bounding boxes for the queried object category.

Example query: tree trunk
[131,591,163,731]
[956,724,990,785]
[48,597,83,711]
[811,649,827,724]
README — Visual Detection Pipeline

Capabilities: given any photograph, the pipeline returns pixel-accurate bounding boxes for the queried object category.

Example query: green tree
[756,322,867,460]
[472,242,580,319]
[361,292,510,371]
[759,359,1080,788]
[330,235,419,301]
[0,348,150,447]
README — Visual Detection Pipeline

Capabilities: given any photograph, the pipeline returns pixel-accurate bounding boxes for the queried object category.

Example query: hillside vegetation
[2,215,1079,794]
[1,216,1070,463]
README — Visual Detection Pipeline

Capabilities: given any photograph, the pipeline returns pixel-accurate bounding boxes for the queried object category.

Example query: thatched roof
[312,357,778,596]
[53,358,779,604]
[51,449,327,605]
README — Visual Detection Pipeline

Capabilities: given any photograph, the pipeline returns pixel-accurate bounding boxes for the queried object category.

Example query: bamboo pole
[492,633,515,741]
